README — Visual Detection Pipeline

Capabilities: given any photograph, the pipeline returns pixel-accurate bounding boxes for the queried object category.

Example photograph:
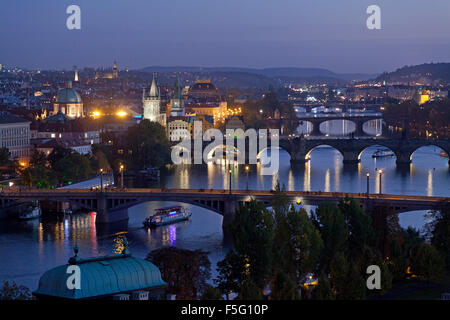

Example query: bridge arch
[357,144,397,161]
[108,198,226,216]
[256,146,290,160]
[319,119,356,136]
[305,144,344,161]
[205,144,240,161]
[409,144,450,164]
[296,120,313,135]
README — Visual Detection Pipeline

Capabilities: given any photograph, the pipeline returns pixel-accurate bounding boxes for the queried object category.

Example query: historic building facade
[0,112,31,163]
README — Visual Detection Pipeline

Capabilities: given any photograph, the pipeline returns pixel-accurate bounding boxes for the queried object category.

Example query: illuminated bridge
[173,137,450,165]
[1,188,448,227]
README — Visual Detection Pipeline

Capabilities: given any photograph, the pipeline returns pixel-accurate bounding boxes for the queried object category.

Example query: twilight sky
[1,0,449,73]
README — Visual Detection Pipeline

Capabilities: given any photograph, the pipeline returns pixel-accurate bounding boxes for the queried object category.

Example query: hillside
[376,63,450,83]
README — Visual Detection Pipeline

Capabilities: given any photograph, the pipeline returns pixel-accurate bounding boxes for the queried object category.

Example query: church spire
[149,73,159,98]
[173,74,182,99]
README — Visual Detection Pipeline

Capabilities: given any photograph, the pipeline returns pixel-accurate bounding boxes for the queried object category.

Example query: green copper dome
[33,253,166,299]
[56,88,82,104]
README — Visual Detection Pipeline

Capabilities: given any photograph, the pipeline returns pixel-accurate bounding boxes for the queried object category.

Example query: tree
[427,208,450,274]
[201,285,223,300]
[338,198,377,268]
[388,238,408,281]
[0,147,11,166]
[29,150,47,167]
[238,278,263,300]
[370,205,403,258]
[286,207,323,287]
[147,247,211,299]
[229,200,275,291]
[330,251,366,300]
[311,275,335,300]
[411,243,446,283]
[311,203,348,273]
[0,281,32,300]
[215,250,245,300]
[402,227,424,267]
[124,119,171,170]
[270,271,299,300]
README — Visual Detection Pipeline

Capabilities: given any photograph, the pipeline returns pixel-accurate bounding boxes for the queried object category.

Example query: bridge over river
[1,188,448,228]
[175,137,450,166]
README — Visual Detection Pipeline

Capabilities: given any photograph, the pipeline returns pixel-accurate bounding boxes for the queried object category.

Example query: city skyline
[1,0,450,73]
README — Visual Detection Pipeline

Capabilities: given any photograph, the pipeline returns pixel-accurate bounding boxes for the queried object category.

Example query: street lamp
[378,170,383,194]
[245,166,250,191]
[100,168,103,192]
[120,164,124,189]
[229,169,232,195]
[366,173,370,198]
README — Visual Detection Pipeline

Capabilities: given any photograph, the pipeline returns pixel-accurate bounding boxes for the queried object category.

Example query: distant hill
[141,66,376,83]
[376,63,450,83]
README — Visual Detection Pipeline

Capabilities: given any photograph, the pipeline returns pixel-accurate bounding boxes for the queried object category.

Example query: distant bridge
[1,188,448,227]
[172,137,450,165]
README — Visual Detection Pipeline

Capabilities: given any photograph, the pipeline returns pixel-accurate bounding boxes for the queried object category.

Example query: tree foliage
[147,247,211,300]
[124,119,171,170]
[0,281,32,300]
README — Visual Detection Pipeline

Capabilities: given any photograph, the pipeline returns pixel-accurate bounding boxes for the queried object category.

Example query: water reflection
[0,145,448,290]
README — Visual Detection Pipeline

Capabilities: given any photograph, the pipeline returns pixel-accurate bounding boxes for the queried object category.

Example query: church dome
[189,80,218,96]
[56,88,82,104]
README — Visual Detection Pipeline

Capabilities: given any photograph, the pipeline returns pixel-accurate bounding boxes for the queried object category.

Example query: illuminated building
[53,81,83,118]
[143,73,166,126]
[0,111,31,164]
[74,66,79,82]
[415,89,430,105]
[185,80,228,121]
[187,115,214,139]
[94,61,119,80]
[167,116,189,141]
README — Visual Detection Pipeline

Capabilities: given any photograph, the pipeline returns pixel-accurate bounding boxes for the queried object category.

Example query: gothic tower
[170,75,185,116]
[143,73,161,122]
[113,61,118,79]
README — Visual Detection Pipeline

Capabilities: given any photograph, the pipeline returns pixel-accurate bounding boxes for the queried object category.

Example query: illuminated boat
[19,205,42,220]
[372,149,394,158]
[143,206,191,228]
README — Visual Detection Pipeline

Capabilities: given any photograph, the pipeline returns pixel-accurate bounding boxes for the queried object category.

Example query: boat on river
[372,149,395,158]
[19,205,42,220]
[143,206,191,228]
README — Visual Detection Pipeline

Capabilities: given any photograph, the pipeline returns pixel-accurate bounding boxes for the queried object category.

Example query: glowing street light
[378,170,383,194]
[229,168,232,195]
[245,166,250,191]
[100,168,104,192]
[120,164,124,189]
[116,110,127,117]
[366,173,370,198]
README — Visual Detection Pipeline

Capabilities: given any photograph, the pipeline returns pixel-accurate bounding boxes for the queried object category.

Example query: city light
[116,110,127,117]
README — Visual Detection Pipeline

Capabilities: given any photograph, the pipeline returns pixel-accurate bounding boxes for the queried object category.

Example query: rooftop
[33,249,166,299]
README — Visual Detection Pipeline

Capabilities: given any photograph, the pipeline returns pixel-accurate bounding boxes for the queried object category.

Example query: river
[0,121,448,290]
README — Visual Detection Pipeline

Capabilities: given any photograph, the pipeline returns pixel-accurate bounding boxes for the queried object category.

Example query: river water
[0,121,449,290]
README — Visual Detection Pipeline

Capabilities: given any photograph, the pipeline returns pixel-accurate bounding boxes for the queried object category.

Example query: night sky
[1,0,449,73]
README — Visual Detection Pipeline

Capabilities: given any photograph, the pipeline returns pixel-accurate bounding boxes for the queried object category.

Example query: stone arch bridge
[172,137,450,165]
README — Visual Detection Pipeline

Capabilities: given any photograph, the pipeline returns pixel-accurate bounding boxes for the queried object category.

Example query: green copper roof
[56,88,82,104]
[173,75,183,99]
[33,254,166,299]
